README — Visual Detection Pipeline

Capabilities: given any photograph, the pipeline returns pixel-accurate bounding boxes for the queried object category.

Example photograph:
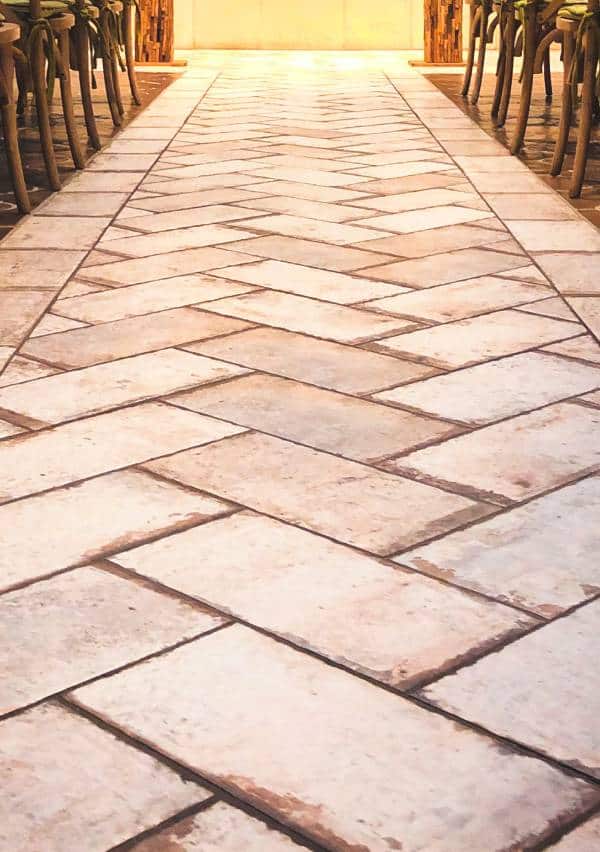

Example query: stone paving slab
[1,50,600,851]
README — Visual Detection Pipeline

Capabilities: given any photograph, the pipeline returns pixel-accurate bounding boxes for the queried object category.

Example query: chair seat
[557,2,588,16]
[3,0,70,14]
[0,19,22,43]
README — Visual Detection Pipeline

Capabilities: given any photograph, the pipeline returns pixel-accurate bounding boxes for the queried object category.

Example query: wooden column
[420,0,463,64]
[136,0,174,63]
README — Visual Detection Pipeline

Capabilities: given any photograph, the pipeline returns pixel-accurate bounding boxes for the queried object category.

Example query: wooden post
[136,0,182,64]
[411,0,464,65]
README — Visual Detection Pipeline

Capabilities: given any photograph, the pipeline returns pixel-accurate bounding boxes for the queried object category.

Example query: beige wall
[174,0,424,50]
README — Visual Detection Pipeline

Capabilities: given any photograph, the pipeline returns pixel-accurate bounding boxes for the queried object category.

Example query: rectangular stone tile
[88,153,159,171]
[0,249,86,289]
[518,297,579,322]
[0,468,231,591]
[1,565,225,713]
[54,274,257,323]
[115,510,534,688]
[173,373,457,462]
[484,194,580,221]
[348,188,477,213]
[467,172,554,193]
[568,297,600,339]
[350,173,462,195]
[31,314,87,337]
[79,248,256,287]
[117,205,262,233]
[244,180,369,202]
[187,327,437,394]
[542,335,600,365]
[143,431,492,554]
[0,290,54,347]
[420,600,600,778]
[70,625,600,851]
[354,206,494,234]
[534,253,600,295]
[138,175,262,195]
[127,188,268,213]
[239,166,368,187]
[0,402,244,504]
[234,213,388,245]
[0,349,249,424]
[0,703,207,852]
[63,171,145,192]
[402,477,600,617]
[362,248,528,287]
[37,192,131,217]
[349,161,455,179]
[3,217,112,251]
[98,225,255,259]
[211,259,405,303]
[508,220,600,253]
[200,291,411,343]
[0,356,59,388]
[364,277,548,321]
[233,195,373,222]
[371,310,580,369]
[130,801,302,851]
[375,352,600,425]
[221,235,395,272]
[21,308,251,368]
[393,403,600,503]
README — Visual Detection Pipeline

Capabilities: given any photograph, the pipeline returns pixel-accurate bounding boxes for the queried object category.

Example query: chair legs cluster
[0,0,140,212]
[462,0,599,197]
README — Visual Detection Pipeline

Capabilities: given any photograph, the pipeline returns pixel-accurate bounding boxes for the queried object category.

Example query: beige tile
[534,253,600,295]
[0,402,244,504]
[138,174,262,195]
[187,326,436,393]
[568,297,600,338]
[363,248,528,287]
[0,249,85,289]
[484,194,579,221]
[143,431,492,554]
[355,206,494,234]
[0,349,248,424]
[3,217,112,251]
[127,188,268,213]
[233,194,373,222]
[211,259,405,303]
[174,373,457,462]
[71,625,600,851]
[0,290,54,346]
[0,356,59,388]
[222,234,395,272]
[348,188,476,213]
[421,600,600,778]
[116,510,534,688]
[1,566,225,713]
[236,213,388,245]
[88,153,159,171]
[1,702,207,851]
[117,205,262,233]
[200,290,410,343]
[240,165,369,186]
[131,802,301,851]
[350,161,455,179]
[63,171,145,192]
[0,419,23,439]
[542,335,600,365]
[402,477,600,617]
[364,277,547,321]
[508,220,600,253]
[244,180,369,202]
[30,314,87,337]
[21,308,251,368]
[55,275,257,323]
[549,814,600,850]
[0,468,230,591]
[37,192,131,217]
[393,402,600,503]
[372,309,579,368]
[518,297,579,322]
[350,172,462,194]
[99,225,255,258]
[376,352,600,425]
[58,280,107,298]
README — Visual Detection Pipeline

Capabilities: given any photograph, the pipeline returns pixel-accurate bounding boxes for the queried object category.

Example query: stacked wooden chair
[461,0,599,196]
[0,0,140,207]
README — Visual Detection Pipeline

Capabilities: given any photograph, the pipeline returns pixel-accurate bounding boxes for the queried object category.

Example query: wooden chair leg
[471,2,490,103]
[29,30,61,189]
[0,101,30,211]
[100,13,122,126]
[75,21,101,149]
[55,25,85,169]
[510,6,537,153]
[110,35,124,115]
[124,1,141,104]
[491,9,507,118]
[550,29,575,176]
[570,26,598,197]
[497,11,516,125]
[543,44,553,101]
[462,4,481,97]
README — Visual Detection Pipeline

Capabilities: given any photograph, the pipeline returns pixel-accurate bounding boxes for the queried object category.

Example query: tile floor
[1,50,600,851]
